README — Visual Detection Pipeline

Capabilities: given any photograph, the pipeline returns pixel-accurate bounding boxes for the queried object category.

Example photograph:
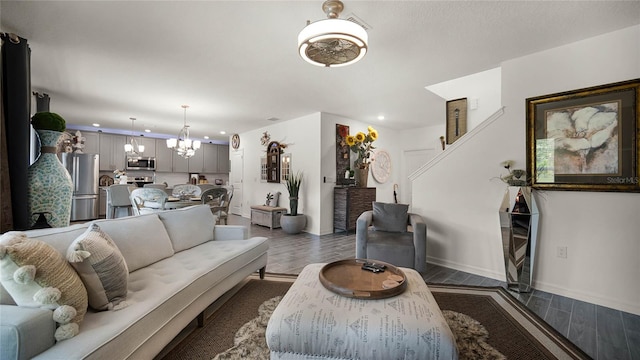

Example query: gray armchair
[355,202,427,273]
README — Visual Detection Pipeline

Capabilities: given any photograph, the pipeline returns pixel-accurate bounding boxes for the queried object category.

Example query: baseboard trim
[427,255,504,281]
[533,279,640,316]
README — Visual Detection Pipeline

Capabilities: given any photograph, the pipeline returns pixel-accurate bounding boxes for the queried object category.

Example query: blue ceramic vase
[27,130,73,228]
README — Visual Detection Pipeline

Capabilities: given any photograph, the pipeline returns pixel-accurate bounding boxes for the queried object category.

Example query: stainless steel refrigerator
[61,153,100,221]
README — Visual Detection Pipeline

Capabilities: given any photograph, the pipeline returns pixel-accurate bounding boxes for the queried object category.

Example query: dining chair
[201,188,228,225]
[172,184,201,198]
[197,183,216,193]
[107,184,136,219]
[130,188,169,215]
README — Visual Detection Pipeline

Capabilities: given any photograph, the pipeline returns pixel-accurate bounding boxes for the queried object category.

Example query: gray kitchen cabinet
[188,146,205,173]
[217,144,229,173]
[173,151,189,173]
[99,133,126,171]
[202,144,219,173]
[137,137,156,158]
[99,188,107,217]
[155,139,173,172]
[82,132,100,154]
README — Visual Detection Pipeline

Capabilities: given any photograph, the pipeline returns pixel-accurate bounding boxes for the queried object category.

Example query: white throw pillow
[0,232,88,341]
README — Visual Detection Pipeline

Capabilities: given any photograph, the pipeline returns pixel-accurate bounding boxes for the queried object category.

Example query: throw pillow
[67,223,129,311]
[372,202,409,233]
[0,231,88,341]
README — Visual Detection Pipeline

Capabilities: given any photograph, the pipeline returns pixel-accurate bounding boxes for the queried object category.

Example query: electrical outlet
[557,246,567,259]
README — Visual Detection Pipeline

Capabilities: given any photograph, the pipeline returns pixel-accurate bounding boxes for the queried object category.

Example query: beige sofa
[0,205,268,359]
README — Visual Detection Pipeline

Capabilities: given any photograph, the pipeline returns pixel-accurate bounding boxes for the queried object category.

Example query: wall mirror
[281,153,291,182]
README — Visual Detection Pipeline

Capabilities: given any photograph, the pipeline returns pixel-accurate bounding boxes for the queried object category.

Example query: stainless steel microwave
[126,156,156,170]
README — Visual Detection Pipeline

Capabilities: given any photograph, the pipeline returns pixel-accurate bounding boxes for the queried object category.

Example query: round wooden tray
[319,259,407,299]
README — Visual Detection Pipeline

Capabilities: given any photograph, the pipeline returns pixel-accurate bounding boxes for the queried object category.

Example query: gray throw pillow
[67,224,129,311]
[372,202,409,233]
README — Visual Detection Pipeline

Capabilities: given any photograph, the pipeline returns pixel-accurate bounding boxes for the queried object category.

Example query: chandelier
[298,0,368,67]
[166,105,201,159]
[124,117,144,155]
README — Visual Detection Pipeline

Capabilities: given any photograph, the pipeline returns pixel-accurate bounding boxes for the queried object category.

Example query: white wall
[426,67,502,131]
[319,114,404,234]
[413,25,640,315]
[236,113,323,234]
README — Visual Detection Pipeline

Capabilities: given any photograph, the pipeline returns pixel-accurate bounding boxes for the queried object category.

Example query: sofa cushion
[158,205,215,252]
[0,232,88,341]
[67,224,129,311]
[92,214,174,272]
[0,305,56,360]
[20,223,90,257]
[372,202,409,233]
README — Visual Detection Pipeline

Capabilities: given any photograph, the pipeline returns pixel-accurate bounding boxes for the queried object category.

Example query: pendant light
[124,117,144,155]
[166,105,201,159]
[298,0,368,67]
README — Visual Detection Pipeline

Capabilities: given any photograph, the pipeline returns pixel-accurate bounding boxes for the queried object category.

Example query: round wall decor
[231,134,240,149]
[372,150,391,183]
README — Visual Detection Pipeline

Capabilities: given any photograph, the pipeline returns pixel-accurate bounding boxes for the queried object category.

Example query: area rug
[161,276,591,360]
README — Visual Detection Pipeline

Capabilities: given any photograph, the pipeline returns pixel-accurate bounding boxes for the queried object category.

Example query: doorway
[230,149,243,216]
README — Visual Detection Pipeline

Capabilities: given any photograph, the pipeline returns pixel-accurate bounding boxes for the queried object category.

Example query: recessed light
[144,129,151,133]
[220,131,226,135]
[377,115,385,121]
[92,123,100,127]
[204,136,210,140]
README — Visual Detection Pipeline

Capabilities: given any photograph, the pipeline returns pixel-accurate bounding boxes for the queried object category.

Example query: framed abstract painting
[526,79,640,192]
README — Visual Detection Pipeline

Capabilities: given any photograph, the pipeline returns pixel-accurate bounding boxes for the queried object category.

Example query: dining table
[164,196,202,209]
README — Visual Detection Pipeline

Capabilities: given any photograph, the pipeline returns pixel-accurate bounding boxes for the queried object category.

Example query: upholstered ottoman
[266,263,458,360]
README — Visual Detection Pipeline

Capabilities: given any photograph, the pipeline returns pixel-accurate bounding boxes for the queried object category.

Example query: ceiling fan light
[298,13,368,67]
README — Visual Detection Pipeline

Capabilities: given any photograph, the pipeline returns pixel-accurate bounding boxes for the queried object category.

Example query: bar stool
[107,184,135,219]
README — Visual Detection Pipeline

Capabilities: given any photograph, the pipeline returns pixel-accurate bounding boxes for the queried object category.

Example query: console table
[251,205,287,229]
[333,187,376,232]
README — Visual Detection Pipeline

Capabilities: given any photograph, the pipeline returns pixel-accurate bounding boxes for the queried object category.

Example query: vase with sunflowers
[344,126,378,187]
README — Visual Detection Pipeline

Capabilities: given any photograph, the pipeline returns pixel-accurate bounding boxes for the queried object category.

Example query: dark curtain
[1,33,31,231]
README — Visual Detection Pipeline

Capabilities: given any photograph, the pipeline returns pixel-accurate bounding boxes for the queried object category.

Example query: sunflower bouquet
[344,126,379,168]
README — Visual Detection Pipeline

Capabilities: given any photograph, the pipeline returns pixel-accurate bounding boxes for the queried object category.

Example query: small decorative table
[250,205,287,229]
[266,263,458,359]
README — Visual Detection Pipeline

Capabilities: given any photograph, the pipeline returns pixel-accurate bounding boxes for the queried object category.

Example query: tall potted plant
[280,171,306,234]
[27,112,74,228]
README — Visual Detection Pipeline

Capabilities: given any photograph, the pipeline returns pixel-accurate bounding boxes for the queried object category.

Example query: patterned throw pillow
[0,232,88,341]
[67,224,129,311]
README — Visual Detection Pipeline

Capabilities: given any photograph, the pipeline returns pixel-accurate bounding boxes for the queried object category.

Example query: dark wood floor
[228,214,639,360]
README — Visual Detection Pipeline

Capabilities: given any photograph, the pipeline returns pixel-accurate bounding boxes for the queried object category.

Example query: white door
[401,148,435,209]
[230,149,243,215]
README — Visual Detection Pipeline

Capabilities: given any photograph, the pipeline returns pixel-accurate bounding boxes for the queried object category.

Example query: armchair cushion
[372,202,409,232]
[366,231,415,269]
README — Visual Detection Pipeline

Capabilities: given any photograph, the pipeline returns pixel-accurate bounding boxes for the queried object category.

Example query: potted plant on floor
[280,171,306,234]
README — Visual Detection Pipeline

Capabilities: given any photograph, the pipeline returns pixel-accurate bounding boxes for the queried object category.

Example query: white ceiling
[2,1,639,143]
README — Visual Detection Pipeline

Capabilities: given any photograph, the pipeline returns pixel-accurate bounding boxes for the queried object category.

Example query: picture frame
[526,79,640,192]
[446,98,467,144]
[335,124,353,185]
